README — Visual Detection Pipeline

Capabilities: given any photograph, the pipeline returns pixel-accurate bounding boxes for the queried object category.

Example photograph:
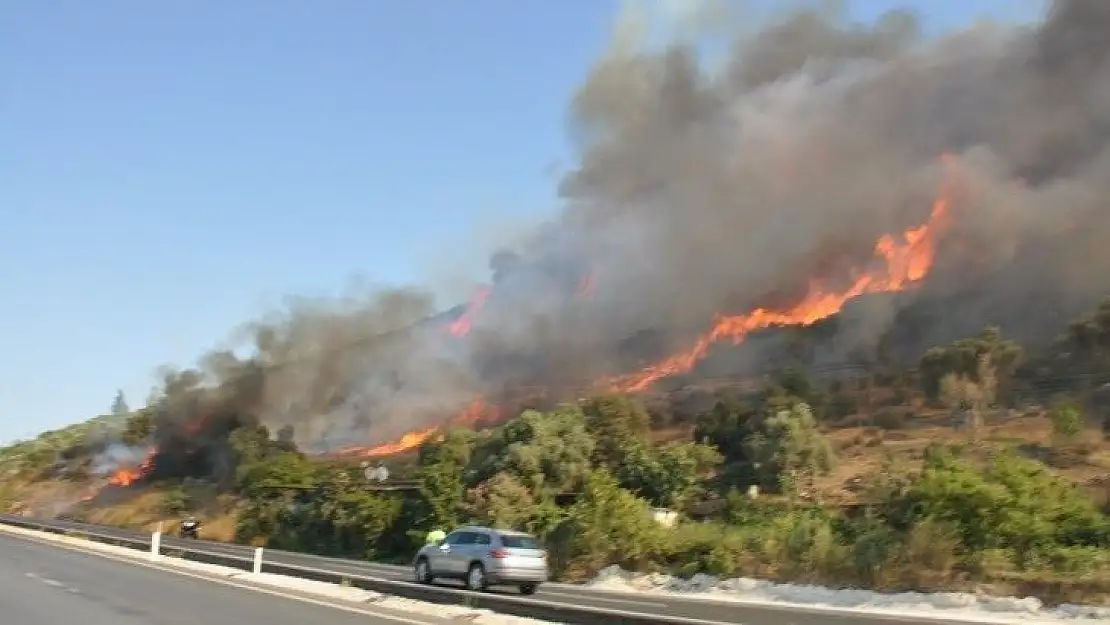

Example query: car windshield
[500,535,540,549]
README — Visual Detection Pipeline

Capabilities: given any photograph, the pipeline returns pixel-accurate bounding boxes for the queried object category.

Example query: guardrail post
[150,531,161,560]
[253,547,263,575]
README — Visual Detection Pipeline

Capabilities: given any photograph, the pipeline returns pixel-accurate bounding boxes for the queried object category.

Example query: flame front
[335,397,497,458]
[336,164,957,458]
[449,285,493,337]
[106,446,157,487]
[354,427,440,457]
[605,191,951,393]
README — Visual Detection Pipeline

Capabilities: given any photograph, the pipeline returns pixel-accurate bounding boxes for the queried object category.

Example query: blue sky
[0,1,1042,444]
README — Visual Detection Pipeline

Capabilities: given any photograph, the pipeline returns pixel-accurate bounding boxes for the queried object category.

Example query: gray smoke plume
[143,1,1110,464]
[89,443,148,477]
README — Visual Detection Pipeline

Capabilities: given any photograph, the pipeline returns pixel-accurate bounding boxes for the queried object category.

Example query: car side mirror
[437,541,449,550]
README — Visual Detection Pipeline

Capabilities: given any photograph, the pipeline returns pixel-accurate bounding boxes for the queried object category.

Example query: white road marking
[25,571,82,593]
[9,536,444,625]
[4,524,744,625]
[539,588,672,607]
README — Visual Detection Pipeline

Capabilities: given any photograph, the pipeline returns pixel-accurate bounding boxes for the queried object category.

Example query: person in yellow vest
[426,528,446,545]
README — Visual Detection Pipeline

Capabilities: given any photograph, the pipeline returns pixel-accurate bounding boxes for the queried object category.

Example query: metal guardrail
[0,515,724,625]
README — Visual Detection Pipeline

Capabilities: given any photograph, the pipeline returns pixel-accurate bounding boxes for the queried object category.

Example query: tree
[880,450,1110,567]
[615,440,721,508]
[764,367,829,420]
[229,425,276,469]
[419,427,474,469]
[919,327,1022,401]
[693,398,762,464]
[288,479,402,560]
[416,458,466,531]
[233,451,316,545]
[412,428,476,532]
[275,425,297,451]
[1059,298,1110,369]
[580,394,651,470]
[161,487,191,515]
[743,401,835,495]
[332,490,403,559]
[110,390,130,417]
[460,406,594,534]
[235,451,315,501]
[938,354,996,441]
[547,471,662,577]
[1049,403,1083,441]
[466,471,543,531]
[494,407,594,495]
[120,410,154,446]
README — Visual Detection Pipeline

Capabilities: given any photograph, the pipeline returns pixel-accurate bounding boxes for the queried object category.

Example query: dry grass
[198,505,239,541]
[5,480,240,542]
[816,412,1110,505]
[657,410,1110,506]
[83,491,239,541]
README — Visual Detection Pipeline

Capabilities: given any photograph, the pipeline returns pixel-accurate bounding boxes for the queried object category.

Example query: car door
[450,531,482,574]
[443,530,482,575]
[470,531,492,566]
[430,530,466,575]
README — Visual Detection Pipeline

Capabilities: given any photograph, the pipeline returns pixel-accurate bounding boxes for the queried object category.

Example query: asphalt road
[3,515,996,625]
[0,531,449,625]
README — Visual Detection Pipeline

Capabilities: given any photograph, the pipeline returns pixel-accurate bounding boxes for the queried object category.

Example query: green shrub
[161,487,190,516]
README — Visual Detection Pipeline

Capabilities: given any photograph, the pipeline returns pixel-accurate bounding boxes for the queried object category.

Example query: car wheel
[519,583,538,596]
[466,562,487,592]
[414,558,432,584]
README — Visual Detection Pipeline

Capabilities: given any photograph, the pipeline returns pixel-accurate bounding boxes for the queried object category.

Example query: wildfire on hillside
[331,159,959,458]
[87,3,1110,485]
[448,286,493,337]
[607,178,954,393]
[78,446,158,501]
[331,397,500,458]
[107,446,157,487]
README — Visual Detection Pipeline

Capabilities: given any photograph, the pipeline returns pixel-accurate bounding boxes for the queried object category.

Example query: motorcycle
[180,519,201,539]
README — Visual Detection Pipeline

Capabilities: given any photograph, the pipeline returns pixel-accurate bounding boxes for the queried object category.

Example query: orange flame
[352,427,441,458]
[335,159,958,457]
[449,285,493,337]
[605,191,952,393]
[335,397,496,458]
[106,446,157,487]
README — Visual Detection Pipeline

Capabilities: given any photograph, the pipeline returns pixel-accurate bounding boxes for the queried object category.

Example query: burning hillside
[98,1,1110,478]
[331,169,956,457]
[105,447,156,487]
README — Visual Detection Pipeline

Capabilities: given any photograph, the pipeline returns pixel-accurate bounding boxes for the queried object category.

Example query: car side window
[473,533,491,546]
[444,532,465,545]
[454,531,477,545]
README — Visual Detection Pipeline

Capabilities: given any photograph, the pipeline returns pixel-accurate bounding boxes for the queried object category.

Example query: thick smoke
[146,1,1110,464]
[89,443,147,477]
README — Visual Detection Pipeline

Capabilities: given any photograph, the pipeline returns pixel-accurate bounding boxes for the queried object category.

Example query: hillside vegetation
[9,299,1110,605]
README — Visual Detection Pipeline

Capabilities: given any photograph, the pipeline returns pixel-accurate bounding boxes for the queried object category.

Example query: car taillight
[490,548,509,559]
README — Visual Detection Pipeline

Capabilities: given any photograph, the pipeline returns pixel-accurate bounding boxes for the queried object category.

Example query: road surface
[151,535,991,625]
[0,531,448,625]
[1,515,998,625]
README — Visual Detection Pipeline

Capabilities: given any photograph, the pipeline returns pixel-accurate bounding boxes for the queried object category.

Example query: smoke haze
[140,0,1110,463]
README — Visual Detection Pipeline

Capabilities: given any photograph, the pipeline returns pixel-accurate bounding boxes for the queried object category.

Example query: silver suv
[412,526,549,595]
